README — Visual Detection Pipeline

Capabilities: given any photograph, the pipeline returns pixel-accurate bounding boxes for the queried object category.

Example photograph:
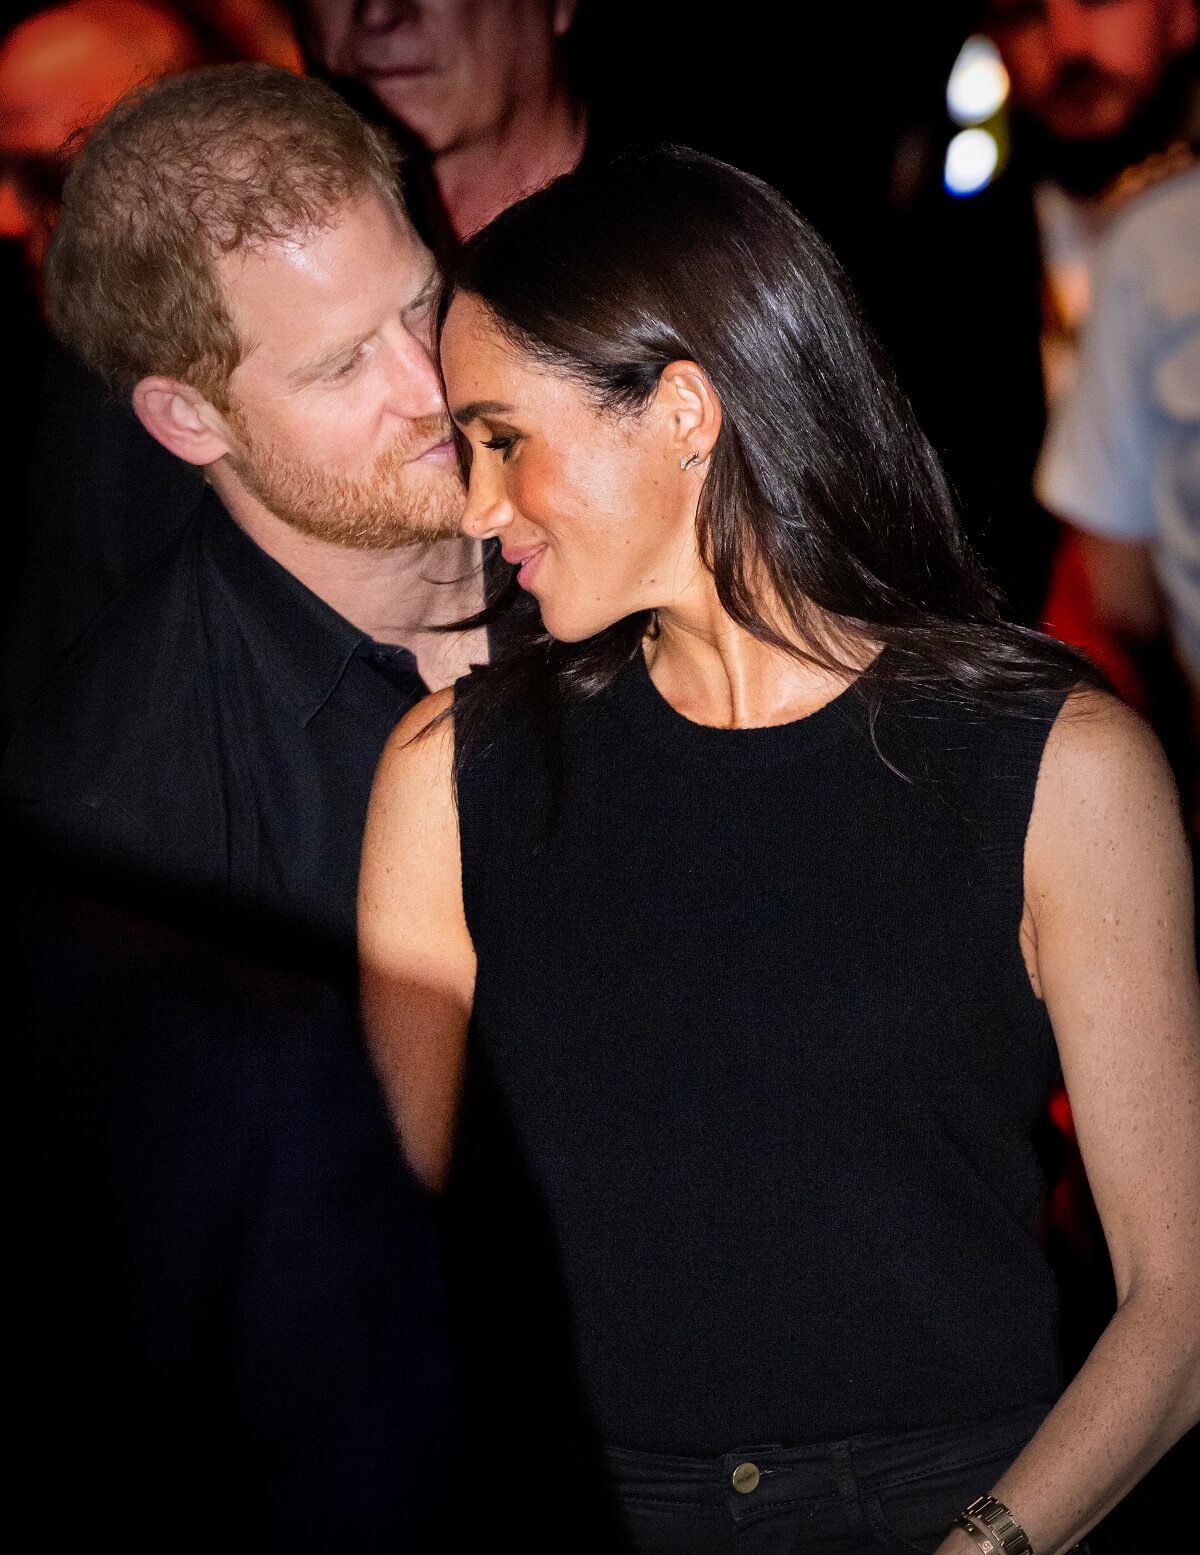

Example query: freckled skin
[439,293,703,641]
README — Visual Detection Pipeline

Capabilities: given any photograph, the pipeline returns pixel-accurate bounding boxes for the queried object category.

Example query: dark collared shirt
[2,489,431,958]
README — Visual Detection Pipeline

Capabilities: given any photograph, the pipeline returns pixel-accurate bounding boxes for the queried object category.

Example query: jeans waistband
[604,1400,1054,1510]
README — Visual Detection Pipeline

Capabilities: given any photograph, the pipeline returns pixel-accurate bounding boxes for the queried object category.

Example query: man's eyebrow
[288,270,441,387]
[451,399,515,426]
[405,265,441,312]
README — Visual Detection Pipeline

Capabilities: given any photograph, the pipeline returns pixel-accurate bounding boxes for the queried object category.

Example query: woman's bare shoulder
[377,686,456,774]
[364,689,460,851]
[1029,686,1185,897]
[392,684,457,745]
[1042,686,1175,806]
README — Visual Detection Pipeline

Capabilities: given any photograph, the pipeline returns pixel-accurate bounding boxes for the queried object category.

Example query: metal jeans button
[731,1461,761,1494]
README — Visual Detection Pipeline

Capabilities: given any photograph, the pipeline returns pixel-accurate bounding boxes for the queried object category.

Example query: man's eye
[404,300,435,339]
[329,348,366,380]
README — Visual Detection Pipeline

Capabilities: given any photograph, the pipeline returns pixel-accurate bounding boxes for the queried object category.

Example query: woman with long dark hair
[359,148,1200,1555]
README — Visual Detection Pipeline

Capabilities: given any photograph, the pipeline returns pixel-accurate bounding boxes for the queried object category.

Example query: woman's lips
[503,544,547,589]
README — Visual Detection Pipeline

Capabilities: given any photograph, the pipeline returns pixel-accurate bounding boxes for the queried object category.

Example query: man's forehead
[219,198,435,375]
[219,196,426,299]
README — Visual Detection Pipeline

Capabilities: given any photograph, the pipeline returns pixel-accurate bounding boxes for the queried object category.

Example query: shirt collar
[199,490,368,726]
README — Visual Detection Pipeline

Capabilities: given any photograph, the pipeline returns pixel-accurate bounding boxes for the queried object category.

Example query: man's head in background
[295,0,583,238]
[297,0,577,155]
[0,0,204,269]
[45,64,462,548]
[983,0,1198,148]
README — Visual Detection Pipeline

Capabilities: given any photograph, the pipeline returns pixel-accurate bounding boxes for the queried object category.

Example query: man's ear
[131,376,234,466]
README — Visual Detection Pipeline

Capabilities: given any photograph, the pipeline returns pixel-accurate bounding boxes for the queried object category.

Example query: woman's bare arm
[936,690,1200,1555]
[358,689,475,1193]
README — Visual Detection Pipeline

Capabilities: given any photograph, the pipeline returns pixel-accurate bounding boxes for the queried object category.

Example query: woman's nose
[460,476,512,541]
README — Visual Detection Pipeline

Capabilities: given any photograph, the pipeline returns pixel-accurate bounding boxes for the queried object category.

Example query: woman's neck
[647,592,871,730]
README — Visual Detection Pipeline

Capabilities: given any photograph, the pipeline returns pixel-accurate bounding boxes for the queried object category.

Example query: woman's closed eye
[482,433,520,462]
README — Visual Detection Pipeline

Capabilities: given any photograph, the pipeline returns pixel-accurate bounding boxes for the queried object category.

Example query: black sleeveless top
[454,653,1067,1455]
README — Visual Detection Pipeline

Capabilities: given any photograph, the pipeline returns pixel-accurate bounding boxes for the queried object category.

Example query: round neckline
[606,645,877,768]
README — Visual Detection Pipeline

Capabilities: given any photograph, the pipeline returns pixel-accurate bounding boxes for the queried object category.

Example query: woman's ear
[658,359,722,470]
[131,376,235,467]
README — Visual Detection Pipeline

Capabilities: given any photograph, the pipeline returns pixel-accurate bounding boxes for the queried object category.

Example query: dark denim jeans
[606,1402,1085,1554]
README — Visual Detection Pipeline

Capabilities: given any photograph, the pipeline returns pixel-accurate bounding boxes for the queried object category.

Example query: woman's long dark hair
[440,145,1104,761]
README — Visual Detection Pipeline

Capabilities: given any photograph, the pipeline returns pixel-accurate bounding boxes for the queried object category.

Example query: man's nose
[1046,0,1097,61]
[356,0,421,37]
[383,327,445,420]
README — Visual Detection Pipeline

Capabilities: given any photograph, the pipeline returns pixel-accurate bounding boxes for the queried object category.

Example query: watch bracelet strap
[963,1495,1034,1555]
[955,1508,1091,1555]
[953,1513,1007,1554]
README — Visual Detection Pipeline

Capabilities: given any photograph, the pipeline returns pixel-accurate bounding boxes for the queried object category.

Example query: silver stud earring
[681,453,701,470]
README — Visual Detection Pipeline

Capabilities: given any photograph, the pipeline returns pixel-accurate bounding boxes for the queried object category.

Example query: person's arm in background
[1072,531,1163,641]
[358,688,474,1193]
[1036,221,1164,651]
[935,691,1200,1555]
[1036,204,1200,829]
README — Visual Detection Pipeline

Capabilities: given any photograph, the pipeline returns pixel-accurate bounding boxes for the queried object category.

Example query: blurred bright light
[946,36,1009,126]
[944,128,999,196]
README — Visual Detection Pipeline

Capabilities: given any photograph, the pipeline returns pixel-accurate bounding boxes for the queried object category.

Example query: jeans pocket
[861,1441,1033,1554]
[860,1493,943,1555]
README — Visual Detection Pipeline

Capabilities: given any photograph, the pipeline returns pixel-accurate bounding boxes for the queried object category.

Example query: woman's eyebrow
[451,399,515,427]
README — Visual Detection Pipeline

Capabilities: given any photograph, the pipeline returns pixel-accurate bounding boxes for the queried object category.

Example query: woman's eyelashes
[481,432,520,462]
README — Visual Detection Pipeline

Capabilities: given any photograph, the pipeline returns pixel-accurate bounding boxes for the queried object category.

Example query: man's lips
[412,439,457,467]
[360,63,436,82]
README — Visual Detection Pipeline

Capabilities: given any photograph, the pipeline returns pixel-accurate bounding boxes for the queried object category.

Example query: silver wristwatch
[963,1496,1034,1555]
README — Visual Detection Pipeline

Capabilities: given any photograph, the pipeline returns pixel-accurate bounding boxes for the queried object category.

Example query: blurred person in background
[0,0,208,692]
[180,0,303,71]
[296,0,586,244]
[987,0,1198,498]
[1013,0,1200,728]
[0,0,298,275]
[1038,158,1200,811]
[0,0,203,271]
[888,0,1199,627]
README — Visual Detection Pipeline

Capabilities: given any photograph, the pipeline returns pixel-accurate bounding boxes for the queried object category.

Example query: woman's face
[439,292,704,642]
